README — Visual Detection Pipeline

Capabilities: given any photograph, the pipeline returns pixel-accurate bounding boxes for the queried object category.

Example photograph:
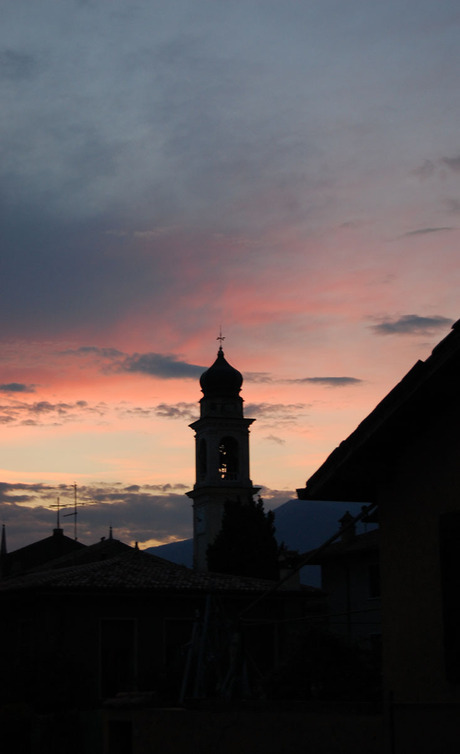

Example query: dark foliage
[207,496,280,580]
[263,625,382,709]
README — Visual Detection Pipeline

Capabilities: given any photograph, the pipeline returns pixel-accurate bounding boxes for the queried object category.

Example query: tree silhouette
[207,496,279,580]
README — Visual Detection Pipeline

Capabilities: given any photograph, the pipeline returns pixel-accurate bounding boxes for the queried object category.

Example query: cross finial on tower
[217,326,225,352]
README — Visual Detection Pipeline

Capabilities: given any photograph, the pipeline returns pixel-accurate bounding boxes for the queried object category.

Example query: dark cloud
[0,382,35,393]
[0,6,325,343]
[119,403,198,421]
[0,387,199,427]
[412,154,460,179]
[445,199,460,215]
[139,483,188,492]
[442,155,460,172]
[263,435,286,445]
[0,398,107,427]
[120,353,204,379]
[0,481,194,550]
[119,406,154,419]
[371,314,454,336]
[248,374,361,388]
[245,372,273,383]
[30,400,83,414]
[410,153,460,210]
[0,49,38,81]
[62,346,124,360]
[0,481,57,504]
[0,216,135,338]
[0,415,15,424]
[61,346,204,381]
[154,403,198,421]
[288,377,362,387]
[244,402,307,425]
[402,227,454,237]
[0,2,458,346]
[411,160,436,180]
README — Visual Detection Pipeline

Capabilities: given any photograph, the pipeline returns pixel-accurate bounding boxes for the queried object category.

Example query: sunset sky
[1,1,459,550]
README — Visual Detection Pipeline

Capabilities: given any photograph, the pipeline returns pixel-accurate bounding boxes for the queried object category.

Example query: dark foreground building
[0,536,319,752]
[298,318,460,753]
[305,521,381,649]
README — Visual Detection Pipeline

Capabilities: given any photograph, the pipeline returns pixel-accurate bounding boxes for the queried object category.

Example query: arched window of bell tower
[218,436,239,480]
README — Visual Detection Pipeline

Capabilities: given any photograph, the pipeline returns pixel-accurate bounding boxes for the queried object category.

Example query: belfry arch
[218,436,239,479]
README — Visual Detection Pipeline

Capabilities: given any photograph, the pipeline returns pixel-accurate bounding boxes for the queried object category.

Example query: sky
[1,0,459,550]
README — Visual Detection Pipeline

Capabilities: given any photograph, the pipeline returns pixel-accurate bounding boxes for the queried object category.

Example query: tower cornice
[189,415,255,432]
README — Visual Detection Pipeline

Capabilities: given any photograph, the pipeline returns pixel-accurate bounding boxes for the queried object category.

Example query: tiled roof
[0,548,315,595]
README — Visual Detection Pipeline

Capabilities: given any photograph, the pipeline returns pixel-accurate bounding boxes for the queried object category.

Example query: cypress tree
[207,496,279,580]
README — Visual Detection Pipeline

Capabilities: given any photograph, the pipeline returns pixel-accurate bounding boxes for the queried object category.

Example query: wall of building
[379,403,460,730]
[322,555,381,646]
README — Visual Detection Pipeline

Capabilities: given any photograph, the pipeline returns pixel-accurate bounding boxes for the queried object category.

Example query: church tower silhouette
[187,342,259,570]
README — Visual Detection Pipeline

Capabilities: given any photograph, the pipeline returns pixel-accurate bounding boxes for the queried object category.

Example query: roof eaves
[298,319,460,502]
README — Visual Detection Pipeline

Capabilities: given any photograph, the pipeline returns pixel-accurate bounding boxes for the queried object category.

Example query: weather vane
[217,326,225,349]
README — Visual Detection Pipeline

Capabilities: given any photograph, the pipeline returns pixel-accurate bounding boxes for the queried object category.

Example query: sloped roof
[5,528,85,576]
[0,547,317,595]
[30,535,133,571]
[304,528,380,564]
[298,319,460,503]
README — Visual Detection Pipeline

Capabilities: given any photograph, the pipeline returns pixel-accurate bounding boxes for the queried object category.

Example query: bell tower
[187,342,259,570]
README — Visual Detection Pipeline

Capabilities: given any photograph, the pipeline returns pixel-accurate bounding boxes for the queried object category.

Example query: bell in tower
[186,343,259,570]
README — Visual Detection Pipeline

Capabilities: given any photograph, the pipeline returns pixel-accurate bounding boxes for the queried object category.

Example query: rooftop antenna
[50,495,69,532]
[50,496,63,531]
[64,483,80,540]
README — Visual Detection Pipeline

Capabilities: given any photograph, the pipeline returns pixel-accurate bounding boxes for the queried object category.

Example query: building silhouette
[298,318,460,752]
[304,518,381,648]
[187,345,259,570]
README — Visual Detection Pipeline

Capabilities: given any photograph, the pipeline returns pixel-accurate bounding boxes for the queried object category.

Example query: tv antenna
[50,495,61,529]
[64,483,82,541]
[50,496,64,530]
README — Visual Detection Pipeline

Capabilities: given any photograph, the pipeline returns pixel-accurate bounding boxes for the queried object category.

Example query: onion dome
[200,347,243,397]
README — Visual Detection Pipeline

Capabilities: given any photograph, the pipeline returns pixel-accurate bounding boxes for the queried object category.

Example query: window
[218,436,239,479]
[100,619,136,698]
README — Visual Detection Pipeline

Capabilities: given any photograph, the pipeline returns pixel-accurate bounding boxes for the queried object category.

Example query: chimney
[339,511,356,544]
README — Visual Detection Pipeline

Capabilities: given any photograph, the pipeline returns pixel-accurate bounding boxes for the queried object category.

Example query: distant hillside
[148,537,193,567]
[270,498,371,552]
[147,498,375,587]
